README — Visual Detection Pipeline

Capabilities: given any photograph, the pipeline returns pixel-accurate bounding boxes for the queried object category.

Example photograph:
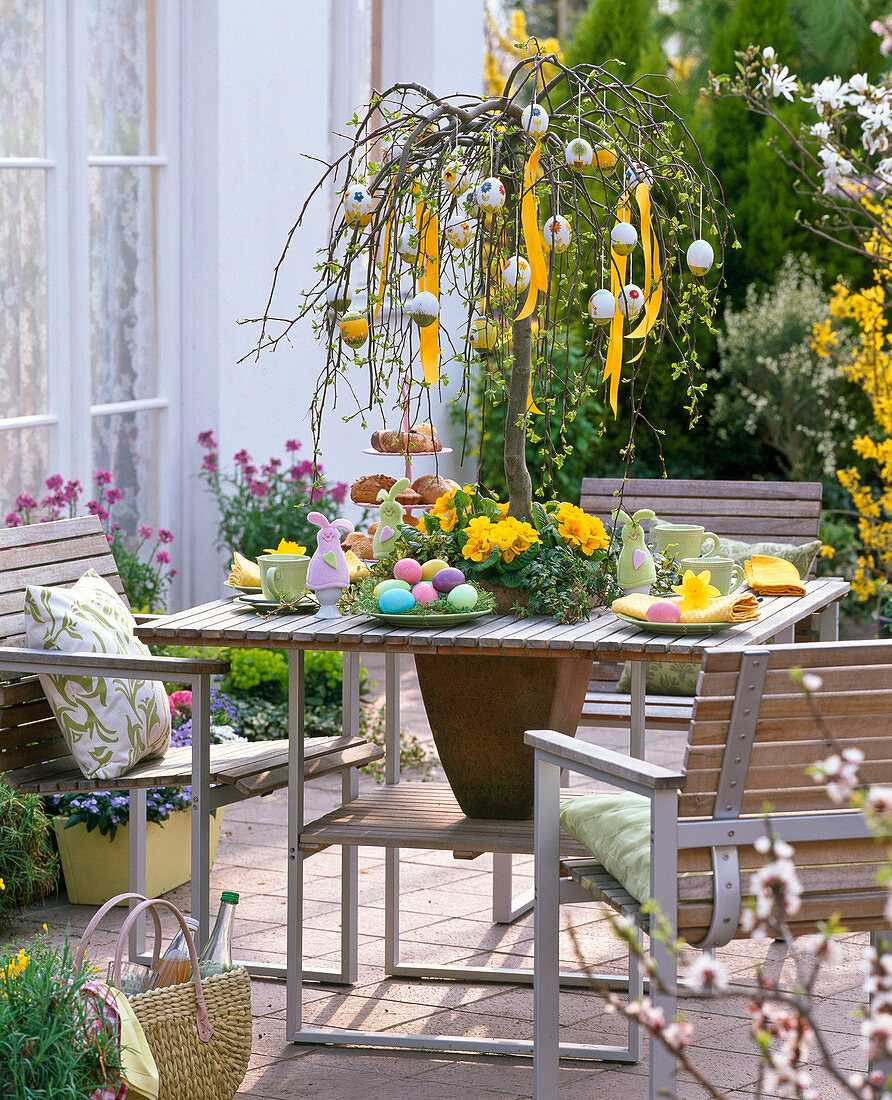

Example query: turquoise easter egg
[446,583,478,611]
[378,588,416,614]
[374,578,410,598]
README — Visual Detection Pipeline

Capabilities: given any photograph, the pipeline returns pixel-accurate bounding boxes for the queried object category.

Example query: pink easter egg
[646,599,682,624]
[412,582,438,605]
[393,558,423,584]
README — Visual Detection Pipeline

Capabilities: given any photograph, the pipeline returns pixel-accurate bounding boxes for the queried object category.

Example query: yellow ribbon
[416,202,440,384]
[517,139,548,322]
[373,215,393,319]
[603,202,629,416]
[627,182,662,345]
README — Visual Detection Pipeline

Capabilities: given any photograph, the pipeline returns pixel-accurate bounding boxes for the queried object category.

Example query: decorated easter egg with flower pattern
[610,222,638,256]
[477,176,506,213]
[588,289,616,325]
[459,187,479,216]
[617,283,644,319]
[502,255,531,292]
[542,215,572,254]
[564,137,594,171]
[344,185,374,226]
[441,159,467,193]
[686,239,715,276]
[621,161,653,190]
[446,218,473,248]
[340,311,369,348]
[407,290,439,328]
[521,103,549,137]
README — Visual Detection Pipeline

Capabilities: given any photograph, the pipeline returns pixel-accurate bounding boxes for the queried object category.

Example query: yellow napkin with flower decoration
[744,555,807,597]
[611,593,760,624]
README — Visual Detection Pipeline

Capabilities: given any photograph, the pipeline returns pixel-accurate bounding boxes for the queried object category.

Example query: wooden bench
[0,516,382,950]
[528,638,890,1097]
[579,477,824,732]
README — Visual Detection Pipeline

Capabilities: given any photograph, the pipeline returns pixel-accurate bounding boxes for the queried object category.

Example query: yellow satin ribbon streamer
[603,202,629,416]
[373,216,393,319]
[416,202,440,384]
[518,139,548,322]
[627,182,662,347]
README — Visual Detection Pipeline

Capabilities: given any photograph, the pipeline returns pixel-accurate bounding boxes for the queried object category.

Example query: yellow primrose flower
[0,877,4,891]
[671,570,721,612]
[439,507,458,533]
[462,515,495,562]
[263,539,307,555]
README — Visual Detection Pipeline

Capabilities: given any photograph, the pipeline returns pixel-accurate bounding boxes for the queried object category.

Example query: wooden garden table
[135,575,848,1058]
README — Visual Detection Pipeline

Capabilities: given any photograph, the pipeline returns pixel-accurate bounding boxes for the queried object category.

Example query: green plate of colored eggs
[367,608,493,628]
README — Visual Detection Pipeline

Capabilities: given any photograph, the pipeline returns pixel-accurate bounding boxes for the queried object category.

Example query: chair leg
[340,653,361,984]
[650,787,679,1099]
[128,787,148,961]
[533,754,562,1099]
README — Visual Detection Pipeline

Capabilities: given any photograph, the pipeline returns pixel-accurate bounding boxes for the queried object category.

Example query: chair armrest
[0,646,229,679]
[525,729,685,790]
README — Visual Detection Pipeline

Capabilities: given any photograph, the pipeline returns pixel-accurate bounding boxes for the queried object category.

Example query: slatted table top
[135,577,849,661]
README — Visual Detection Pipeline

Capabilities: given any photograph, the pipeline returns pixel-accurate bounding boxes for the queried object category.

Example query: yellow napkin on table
[744,555,807,597]
[612,593,760,624]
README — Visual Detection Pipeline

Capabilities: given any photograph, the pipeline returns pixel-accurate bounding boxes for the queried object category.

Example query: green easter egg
[374,578,411,598]
[446,583,478,611]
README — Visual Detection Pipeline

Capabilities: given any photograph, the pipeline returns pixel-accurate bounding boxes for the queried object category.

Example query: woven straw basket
[76,893,252,1100]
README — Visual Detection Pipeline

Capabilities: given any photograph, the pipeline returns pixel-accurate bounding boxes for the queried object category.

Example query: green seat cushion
[560,791,651,904]
[717,537,822,578]
[616,660,699,697]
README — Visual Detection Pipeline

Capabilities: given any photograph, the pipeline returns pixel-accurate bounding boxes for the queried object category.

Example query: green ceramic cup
[257,554,310,603]
[679,556,744,596]
[652,523,720,560]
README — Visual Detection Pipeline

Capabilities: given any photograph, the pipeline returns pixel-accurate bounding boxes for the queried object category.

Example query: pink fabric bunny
[306,513,354,612]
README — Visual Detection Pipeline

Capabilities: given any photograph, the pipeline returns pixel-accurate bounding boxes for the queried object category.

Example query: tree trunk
[505,316,533,520]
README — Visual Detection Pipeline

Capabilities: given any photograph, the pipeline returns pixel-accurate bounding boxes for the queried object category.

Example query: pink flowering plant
[5,472,176,612]
[197,431,354,562]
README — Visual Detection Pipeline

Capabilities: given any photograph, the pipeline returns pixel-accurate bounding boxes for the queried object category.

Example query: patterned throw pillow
[616,660,700,697]
[24,570,170,780]
[716,538,822,577]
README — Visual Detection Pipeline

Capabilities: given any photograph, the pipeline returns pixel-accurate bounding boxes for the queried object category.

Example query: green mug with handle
[652,523,720,560]
[679,556,744,596]
[258,554,310,603]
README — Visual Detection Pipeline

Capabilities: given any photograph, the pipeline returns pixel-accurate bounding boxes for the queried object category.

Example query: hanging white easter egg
[621,161,654,190]
[617,283,644,319]
[441,159,467,193]
[610,222,638,256]
[458,186,480,216]
[588,289,616,325]
[407,290,439,328]
[521,103,549,137]
[477,176,506,213]
[325,284,353,314]
[397,229,419,263]
[446,218,473,248]
[502,255,531,292]
[686,239,715,277]
[382,138,402,166]
[564,137,594,171]
[344,184,374,226]
[542,215,572,254]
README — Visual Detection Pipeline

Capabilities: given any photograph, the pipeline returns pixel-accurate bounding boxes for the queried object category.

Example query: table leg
[819,601,840,641]
[190,673,212,948]
[772,624,795,644]
[340,652,360,983]
[128,788,147,961]
[630,660,645,759]
[286,651,305,1039]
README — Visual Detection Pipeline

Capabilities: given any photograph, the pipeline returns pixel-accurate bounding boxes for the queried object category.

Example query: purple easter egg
[412,581,438,605]
[393,558,424,584]
[432,567,465,593]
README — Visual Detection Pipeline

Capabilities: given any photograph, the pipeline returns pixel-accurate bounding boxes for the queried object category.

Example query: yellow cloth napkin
[744,555,807,597]
[612,593,760,624]
[105,985,160,1100]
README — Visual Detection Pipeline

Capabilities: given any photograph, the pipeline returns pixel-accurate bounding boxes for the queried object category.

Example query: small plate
[367,609,492,628]
[236,593,319,612]
[612,610,740,635]
[224,581,262,595]
[361,447,453,457]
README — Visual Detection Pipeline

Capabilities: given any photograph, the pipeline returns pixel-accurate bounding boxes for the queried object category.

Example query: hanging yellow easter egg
[542,215,572,254]
[593,148,617,171]
[470,316,505,352]
[340,311,369,348]
[344,185,374,227]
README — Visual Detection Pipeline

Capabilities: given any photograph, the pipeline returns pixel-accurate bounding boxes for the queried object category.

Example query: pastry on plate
[411,474,458,504]
[350,474,396,503]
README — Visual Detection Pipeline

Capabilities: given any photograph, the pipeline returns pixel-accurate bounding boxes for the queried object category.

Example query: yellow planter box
[53,808,224,905]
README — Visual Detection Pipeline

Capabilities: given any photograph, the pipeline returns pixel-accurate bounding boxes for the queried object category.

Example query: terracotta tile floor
[2,653,869,1098]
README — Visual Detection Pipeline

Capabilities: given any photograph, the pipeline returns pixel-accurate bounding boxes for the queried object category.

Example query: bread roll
[411,475,455,505]
[350,474,396,503]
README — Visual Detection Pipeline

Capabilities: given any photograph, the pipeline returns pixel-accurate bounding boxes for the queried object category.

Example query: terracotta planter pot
[414,653,591,819]
[477,581,534,616]
[53,808,224,905]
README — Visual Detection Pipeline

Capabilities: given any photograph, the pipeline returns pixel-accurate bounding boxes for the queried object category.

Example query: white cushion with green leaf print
[24,570,170,780]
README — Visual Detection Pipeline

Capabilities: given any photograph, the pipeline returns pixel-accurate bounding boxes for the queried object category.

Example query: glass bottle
[197,891,239,978]
[154,916,199,989]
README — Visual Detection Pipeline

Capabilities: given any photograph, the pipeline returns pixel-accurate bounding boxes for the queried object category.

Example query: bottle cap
[221,891,239,904]
[184,917,199,931]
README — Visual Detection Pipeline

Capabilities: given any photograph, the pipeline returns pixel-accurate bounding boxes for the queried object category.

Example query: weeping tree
[243,51,730,519]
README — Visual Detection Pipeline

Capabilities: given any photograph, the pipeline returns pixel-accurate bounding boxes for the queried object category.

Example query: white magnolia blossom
[758,63,798,101]
[762,45,776,64]
[818,146,854,175]
[810,121,832,141]
[804,75,852,113]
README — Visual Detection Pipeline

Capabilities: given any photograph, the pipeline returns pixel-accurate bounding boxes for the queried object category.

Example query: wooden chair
[579,478,825,732]
[527,639,891,1098]
[0,516,382,964]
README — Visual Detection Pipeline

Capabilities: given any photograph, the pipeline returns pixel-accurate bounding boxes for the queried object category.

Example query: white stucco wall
[184,0,483,604]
